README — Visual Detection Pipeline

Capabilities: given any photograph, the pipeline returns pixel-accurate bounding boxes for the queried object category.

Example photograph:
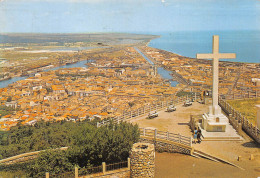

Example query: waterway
[0,60,91,88]
[0,48,178,88]
[134,47,178,87]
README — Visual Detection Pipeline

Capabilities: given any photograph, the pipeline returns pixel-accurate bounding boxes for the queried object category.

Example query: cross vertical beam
[197,35,236,115]
[212,35,219,108]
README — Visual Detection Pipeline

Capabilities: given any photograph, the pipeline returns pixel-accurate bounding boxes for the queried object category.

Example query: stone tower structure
[130,143,155,178]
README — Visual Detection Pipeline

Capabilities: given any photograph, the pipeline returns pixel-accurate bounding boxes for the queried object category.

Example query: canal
[0,60,91,88]
[134,47,178,87]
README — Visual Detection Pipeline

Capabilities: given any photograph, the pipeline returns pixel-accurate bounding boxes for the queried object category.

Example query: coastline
[147,31,260,64]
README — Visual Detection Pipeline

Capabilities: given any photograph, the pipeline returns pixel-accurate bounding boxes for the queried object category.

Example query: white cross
[196,35,236,115]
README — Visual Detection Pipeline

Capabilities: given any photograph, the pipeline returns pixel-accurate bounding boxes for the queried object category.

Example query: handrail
[139,127,192,147]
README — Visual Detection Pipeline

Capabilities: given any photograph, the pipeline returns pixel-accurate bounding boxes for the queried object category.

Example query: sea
[147,30,260,63]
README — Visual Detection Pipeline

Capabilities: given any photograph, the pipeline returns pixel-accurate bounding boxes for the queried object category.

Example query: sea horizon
[146,30,260,64]
[1,30,259,63]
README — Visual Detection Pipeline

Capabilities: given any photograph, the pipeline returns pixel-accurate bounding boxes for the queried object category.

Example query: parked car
[184,100,192,107]
[148,112,158,119]
[166,105,176,112]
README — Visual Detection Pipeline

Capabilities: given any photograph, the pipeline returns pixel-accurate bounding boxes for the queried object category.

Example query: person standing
[197,128,203,143]
[193,127,198,144]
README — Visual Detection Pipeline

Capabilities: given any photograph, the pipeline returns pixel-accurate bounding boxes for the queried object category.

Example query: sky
[0,0,259,33]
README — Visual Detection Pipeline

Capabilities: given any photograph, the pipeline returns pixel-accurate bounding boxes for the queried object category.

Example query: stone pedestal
[202,106,229,132]
[130,143,155,178]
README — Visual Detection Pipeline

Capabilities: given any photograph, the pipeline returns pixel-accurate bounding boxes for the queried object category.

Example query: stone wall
[130,143,155,178]
[139,137,193,155]
[0,147,68,165]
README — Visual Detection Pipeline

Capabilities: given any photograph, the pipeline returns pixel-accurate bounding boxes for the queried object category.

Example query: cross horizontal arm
[196,53,214,59]
[218,53,236,59]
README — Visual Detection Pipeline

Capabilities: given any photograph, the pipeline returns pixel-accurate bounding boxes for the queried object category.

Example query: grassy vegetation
[227,98,260,125]
[1,51,55,61]
[0,120,139,177]
[0,170,27,178]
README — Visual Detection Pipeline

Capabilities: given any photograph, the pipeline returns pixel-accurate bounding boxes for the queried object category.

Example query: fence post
[45,172,49,178]
[228,114,232,123]
[128,157,131,170]
[238,122,242,135]
[75,167,78,178]
[190,137,192,147]
[167,131,169,140]
[154,129,157,140]
[178,133,181,143]
[102,162,106,174]
[144,128,145,136]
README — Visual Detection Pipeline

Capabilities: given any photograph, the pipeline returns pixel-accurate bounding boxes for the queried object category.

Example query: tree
[6,96,12,102]
[0,120,140,176]
[27,149,74,177]
[128,102,135,108]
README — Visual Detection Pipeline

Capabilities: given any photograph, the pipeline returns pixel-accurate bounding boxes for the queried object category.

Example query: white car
[166,105,176,112]
[148,112,158,119]
[184,100,192,107]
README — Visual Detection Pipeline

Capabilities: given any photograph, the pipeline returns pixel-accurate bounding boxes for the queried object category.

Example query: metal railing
[49,171,74,178]
[106,161,128,172]
[79,165,103,176]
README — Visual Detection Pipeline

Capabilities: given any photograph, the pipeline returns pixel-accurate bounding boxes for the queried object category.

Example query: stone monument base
[199,106,243,141]
[202,106,229,132]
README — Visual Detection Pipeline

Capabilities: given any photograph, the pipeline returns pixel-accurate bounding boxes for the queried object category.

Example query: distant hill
[0,33,158,45]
